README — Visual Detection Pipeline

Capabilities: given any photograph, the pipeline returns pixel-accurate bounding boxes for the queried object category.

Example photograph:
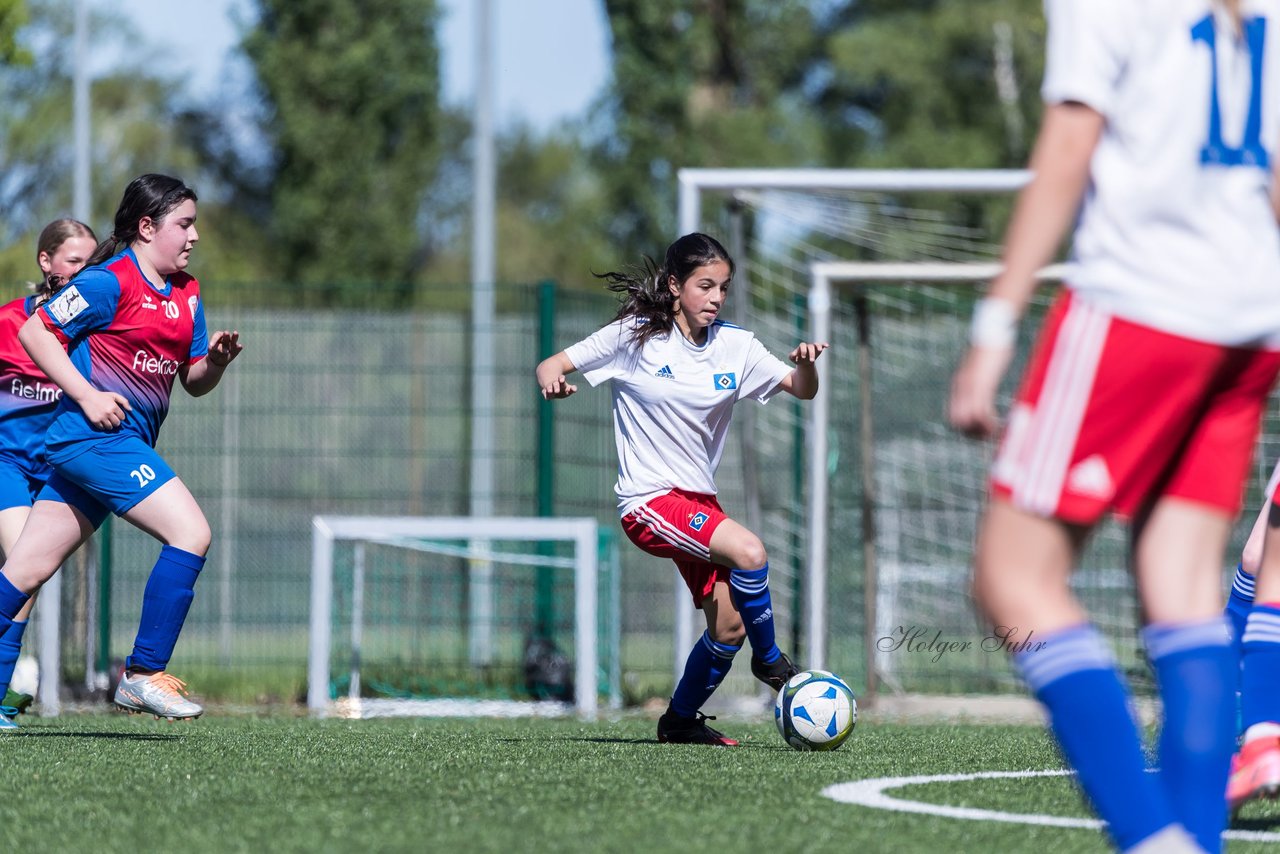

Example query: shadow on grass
[492,735,779,748]
[1231,814,1280,831]
[10,730,183,741]
[568,736,777,749]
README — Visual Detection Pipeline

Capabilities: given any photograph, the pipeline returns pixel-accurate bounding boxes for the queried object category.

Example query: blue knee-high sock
[1241,603,1280,731]
[126,546,205,673]
[1143,619,1235,854]
[1015,624,1176,851]
[0,573,29,637]
[729,564,779,663]
[0,618,28,697]
[1227,564,1255,653]
[669,630,741,718]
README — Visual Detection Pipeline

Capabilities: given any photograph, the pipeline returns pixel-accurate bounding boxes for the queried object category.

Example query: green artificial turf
[1,714,1277,852]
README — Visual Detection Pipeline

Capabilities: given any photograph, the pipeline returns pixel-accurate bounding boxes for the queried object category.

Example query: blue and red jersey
[38,248,209,455]
[0,295,61,475]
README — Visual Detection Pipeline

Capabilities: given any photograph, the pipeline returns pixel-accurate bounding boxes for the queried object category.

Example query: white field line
[822,769,1280,843]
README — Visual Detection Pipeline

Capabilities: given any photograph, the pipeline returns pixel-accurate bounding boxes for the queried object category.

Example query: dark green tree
[0,0,27,65]
[242,0,442,295]
[595,0,833,254]
[595,0,1044,254]
[826,0,1044,168]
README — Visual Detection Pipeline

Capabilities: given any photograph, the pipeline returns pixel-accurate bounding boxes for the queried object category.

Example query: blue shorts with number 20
[39,435,176,526]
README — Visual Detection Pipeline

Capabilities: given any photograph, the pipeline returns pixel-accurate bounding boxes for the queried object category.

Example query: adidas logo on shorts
[1067,455,1113,500]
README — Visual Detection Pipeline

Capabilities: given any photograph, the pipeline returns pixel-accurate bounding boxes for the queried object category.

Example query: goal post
[308,515,612,721]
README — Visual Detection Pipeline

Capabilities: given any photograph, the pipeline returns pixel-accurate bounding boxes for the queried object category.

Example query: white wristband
[969,297,1018,349]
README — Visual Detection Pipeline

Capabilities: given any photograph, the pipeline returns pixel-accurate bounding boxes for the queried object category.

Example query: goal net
[679,169,1272,702]
[308,516,621,720]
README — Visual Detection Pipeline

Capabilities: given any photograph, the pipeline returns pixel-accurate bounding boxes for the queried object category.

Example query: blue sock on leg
[0,618,28,697]
[1227,564,1255,653]
[1143,619,1235,854]
[0,573,29,637]
[729,564,779,663]
[1015,624,1176,851]
[126,546,205,673]
[1241,604,1280,731]
[669,630,741,718]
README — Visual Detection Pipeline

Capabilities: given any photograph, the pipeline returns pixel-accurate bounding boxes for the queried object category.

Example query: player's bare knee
[6,560,58,594]
[972,562,1020,624]
[1242,538,1265,576]
[734,537,768,572]
[171,521,212,556]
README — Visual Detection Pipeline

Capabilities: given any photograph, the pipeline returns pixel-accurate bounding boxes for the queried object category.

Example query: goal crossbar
[309,515,602,720]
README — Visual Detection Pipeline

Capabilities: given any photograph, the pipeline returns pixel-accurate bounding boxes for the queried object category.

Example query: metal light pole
[468,0,497,666]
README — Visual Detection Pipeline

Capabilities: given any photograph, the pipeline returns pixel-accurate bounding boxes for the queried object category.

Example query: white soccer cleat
[113,671,203,721]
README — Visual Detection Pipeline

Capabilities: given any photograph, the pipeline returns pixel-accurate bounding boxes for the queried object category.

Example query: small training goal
[308,515,620,720]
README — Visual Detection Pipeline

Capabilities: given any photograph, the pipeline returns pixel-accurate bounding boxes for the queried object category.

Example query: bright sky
[111,0,612,131]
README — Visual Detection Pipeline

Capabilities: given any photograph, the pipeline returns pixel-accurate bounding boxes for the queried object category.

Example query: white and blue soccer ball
[774,669,857,751]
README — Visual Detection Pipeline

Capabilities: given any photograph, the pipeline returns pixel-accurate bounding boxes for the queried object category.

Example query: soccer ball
[10,656,37,696]
[774,669,857,751]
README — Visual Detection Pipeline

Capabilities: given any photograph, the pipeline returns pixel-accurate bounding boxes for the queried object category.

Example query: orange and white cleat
[113,670,203,721]
[1227,736,1280,811]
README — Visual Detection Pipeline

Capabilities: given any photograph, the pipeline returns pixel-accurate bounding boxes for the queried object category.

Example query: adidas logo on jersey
[1067,455,1113,500]
[655,365,675,379]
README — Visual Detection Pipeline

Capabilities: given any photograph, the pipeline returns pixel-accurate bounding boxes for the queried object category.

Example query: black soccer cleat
[751,651,799,693]
[657,710,739,746]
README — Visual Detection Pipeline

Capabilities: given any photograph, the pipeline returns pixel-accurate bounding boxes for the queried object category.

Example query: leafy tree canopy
[242,0,442,293]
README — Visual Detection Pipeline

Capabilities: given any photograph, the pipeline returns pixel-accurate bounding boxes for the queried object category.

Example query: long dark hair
[80,174,198,271]
[34,218,96,299]
[595,232,735,346]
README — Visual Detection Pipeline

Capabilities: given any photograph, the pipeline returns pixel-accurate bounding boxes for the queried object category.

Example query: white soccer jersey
[1044,0,1280,347]
[564,318,794,514]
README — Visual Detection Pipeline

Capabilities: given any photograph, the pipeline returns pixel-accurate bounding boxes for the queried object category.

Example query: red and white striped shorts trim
[621,488,730,605]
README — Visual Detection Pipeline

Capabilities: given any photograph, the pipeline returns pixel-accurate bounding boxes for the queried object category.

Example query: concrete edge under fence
[864,693,1160,727]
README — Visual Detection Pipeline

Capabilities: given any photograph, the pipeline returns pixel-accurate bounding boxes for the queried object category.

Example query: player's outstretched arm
[182,330,243,397]
[949,101,1103,439]
[536,351,579,400]
[778,341,829,400]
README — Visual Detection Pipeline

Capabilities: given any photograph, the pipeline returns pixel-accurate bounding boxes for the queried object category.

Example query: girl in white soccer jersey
[0,174,242,723]
[949,0,1280,850]
[537,232,828,746]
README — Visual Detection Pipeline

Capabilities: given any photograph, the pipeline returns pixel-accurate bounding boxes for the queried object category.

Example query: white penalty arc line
[821,769,1280,843]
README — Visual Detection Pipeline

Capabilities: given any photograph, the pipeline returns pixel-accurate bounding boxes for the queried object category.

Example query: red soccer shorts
[621,488,729,607]
[992,292,1280,524]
